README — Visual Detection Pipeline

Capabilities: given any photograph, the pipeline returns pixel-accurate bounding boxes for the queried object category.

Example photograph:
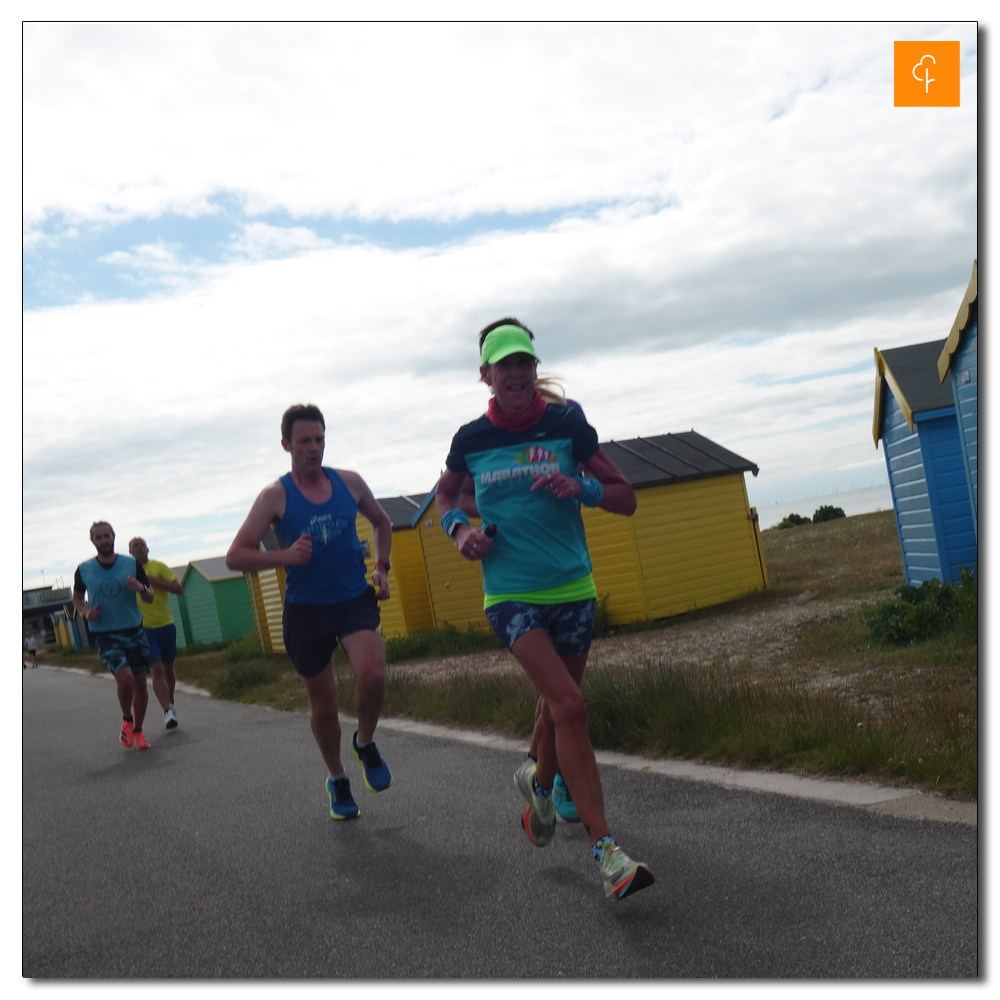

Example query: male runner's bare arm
[340,470,392,600]
[148,574,184,595]
[73,589,101,622]
[226,481,312,571]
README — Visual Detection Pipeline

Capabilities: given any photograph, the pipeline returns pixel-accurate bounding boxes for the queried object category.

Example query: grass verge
[35,511,977,799]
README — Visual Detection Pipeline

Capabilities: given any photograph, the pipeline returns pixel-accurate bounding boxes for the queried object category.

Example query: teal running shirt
[445,404,599,595]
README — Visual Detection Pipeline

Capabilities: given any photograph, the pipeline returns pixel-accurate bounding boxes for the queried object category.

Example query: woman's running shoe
[515,761,556,847]
[120,719,134,748]
[595,838,655,900]
[326,776,360,820]
[552,772,580,823]
[133,731,151,750]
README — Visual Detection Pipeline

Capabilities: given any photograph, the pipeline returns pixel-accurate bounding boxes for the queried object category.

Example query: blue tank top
[277,468,368,605]
[76,555,144,633]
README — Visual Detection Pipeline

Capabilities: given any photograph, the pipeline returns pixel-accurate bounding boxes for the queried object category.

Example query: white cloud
[21,22,978,586]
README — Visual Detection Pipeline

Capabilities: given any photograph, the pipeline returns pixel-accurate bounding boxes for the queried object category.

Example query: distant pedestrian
[24,631,37,668]
[128,537,184,730]
[73,521,155,750]
[226,404,394,821]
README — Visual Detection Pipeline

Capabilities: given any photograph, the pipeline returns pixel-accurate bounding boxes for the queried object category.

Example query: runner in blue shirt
[435,320,655,900]
[73,521,156,750]
[226,404,394,821]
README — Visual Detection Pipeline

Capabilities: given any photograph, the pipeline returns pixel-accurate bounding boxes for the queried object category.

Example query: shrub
[593,593,612,637]
[383,623,502,664]
[864,569,978,645]
[213,658,281,699]
[813,505,846,523]
[176,640,229,657]
[226,631,264,663]
[777,513,810,530]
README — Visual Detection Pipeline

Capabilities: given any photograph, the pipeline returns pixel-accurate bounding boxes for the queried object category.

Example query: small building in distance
[873,286,978,585]
[411,430,769,631]
[181,557,256,646]
[937,260,978,537]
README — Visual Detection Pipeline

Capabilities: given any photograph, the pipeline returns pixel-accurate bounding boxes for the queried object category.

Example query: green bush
[865,569,977,645]
[383,623,502,664]
[226,631,264,663]
[176,640,229,657]
[213,659,281,699]
[777,513,810,530]
[813,505,846,523]
[593,593,612,637]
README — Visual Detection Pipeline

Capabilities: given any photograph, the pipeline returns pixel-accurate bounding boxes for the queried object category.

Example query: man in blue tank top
[73,521,156,750]
[227,404,394,821]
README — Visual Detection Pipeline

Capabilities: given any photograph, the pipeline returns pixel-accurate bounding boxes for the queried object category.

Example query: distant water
[753,484,894,530]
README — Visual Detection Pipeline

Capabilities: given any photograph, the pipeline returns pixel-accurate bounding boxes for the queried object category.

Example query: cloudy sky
[21,21,978,589]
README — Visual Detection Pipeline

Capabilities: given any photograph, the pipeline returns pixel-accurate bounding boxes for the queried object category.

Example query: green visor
[480,325,540,366]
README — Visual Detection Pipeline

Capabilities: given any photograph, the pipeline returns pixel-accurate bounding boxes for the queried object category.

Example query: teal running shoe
[553,772,580,824]
[515,761,555,847]
[326,775,360,820]
[351,732,393,792]
[595,838,655,900]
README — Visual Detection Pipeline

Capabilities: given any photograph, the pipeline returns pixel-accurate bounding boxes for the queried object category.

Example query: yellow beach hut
[245,496,436,649]
[411,430,768,631]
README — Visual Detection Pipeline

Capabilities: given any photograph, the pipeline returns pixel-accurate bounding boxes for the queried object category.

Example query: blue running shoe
[351,732,393,792]
[326,775,360,820]
[553,772,580,824]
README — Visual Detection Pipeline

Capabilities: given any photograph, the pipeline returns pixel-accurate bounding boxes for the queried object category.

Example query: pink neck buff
[486,390,547,431]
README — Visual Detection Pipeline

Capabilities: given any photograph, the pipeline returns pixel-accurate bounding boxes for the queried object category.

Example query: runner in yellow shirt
[128,538,184,730]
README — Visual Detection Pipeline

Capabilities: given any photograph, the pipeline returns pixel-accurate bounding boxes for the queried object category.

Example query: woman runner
[435,320,655,900]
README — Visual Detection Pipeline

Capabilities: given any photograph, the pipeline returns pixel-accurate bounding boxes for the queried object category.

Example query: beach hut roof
[409,430,759,524]
[937,260,978,381]
[872,339,951,443]
[600,432,758,489]
[377,494,431,529]
[185,556,244,583]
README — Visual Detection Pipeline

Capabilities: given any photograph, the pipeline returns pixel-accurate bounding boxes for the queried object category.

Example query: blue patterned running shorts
[93,627,151,676]
[485,598,597,657]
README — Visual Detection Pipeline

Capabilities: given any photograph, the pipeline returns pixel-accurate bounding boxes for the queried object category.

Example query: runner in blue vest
[226,404,394,821]
[435,321,655,900]
[73,521,156,750]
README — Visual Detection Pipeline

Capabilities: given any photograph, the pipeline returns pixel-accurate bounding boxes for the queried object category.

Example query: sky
[20,20,979,590]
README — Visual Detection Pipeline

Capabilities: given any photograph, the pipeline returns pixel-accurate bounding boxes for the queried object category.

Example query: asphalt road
[22,666,979,979]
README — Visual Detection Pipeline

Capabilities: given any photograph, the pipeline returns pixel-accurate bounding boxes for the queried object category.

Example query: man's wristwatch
[446,520,463,539]
[376,560,390,572]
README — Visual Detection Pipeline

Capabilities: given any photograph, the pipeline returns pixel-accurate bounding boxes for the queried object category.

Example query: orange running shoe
[134,731,151,751]
[120,719,134,748]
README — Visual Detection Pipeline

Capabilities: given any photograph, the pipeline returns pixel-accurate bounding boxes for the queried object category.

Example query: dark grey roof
[409,430,758,521]
[881,339,953,415]
[601,432,758,489]
[377,493,430,529]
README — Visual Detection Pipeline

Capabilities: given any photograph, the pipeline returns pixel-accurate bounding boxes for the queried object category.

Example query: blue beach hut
[873,324,977,584]
[937,260,978,535]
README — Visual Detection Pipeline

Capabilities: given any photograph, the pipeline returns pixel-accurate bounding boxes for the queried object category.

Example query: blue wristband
[440,508,471,538]
[577,477,604,507]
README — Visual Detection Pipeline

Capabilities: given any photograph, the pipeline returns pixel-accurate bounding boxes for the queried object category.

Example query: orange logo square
[894,41,961,107]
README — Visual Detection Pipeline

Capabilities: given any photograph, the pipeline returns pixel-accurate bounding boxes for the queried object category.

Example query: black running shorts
[282,587,381,678]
